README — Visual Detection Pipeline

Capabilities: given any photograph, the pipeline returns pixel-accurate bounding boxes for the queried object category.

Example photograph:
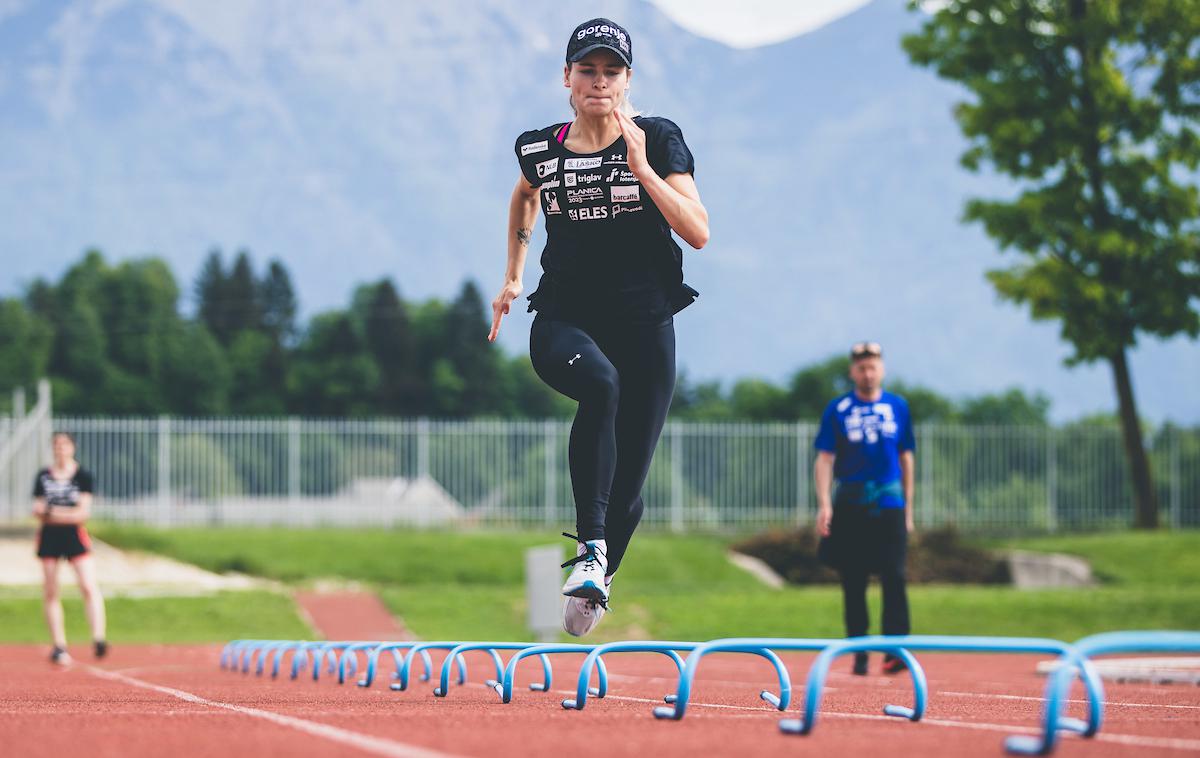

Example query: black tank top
[514,116,699,324]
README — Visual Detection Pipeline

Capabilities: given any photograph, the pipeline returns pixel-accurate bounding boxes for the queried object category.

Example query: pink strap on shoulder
[556,122,572,143]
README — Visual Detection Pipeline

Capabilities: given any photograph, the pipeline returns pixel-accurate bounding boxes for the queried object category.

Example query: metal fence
[0,382,53,523]
[2,414,1196,532]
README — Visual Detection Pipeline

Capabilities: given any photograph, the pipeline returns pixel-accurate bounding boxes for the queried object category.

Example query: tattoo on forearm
[516,227,531,247]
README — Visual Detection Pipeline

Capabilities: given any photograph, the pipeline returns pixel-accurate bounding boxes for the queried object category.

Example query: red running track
[1,644,1198,757]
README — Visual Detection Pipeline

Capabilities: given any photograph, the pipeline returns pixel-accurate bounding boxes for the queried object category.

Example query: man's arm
[900,450,915,532]
[814,451,836,537]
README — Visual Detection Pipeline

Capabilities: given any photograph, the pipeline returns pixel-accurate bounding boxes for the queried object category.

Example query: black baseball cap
[566,18,633,67]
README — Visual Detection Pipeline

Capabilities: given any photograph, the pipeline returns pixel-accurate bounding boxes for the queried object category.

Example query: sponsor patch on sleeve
[521,140,549,156]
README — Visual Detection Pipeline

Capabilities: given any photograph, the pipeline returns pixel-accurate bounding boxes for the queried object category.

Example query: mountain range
[1,0,1196,422]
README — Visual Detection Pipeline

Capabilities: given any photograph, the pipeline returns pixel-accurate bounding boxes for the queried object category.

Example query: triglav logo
[564,174,576,187]
[536,158,559,179]
[572,172,604,185]
[564,156,602,171]
[521,140,548,156]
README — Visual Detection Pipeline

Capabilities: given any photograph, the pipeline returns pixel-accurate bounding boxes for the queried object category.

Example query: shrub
[732,526,1010,585]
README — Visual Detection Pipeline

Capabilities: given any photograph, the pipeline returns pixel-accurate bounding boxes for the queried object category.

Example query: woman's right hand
[488,279,523,342]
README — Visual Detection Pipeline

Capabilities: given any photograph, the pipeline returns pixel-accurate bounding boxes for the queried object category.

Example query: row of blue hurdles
[220,631,1200,756]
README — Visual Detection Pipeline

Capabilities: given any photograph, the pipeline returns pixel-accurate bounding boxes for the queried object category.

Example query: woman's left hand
[614,110,650,178]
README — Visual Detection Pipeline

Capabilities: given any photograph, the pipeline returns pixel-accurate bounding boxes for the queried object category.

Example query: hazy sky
[647,0,874,47]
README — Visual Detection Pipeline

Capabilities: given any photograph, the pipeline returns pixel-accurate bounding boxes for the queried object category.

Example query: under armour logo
[568,354,581,365]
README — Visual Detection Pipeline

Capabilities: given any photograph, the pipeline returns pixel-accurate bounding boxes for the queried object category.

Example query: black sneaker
[851,652,868,676]
[50,646,71,665]
[94,640,108,659]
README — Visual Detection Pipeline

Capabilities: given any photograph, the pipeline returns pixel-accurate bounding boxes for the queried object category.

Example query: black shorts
[36,525,92,561]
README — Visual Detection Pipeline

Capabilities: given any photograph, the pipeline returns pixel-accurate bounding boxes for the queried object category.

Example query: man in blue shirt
[814,341,915,676]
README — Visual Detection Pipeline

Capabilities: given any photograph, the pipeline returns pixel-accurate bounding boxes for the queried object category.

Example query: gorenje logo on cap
[577,24,630,53]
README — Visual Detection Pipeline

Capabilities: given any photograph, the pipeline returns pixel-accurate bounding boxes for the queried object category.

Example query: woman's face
[564,49,631,118]
[53,434,75,462]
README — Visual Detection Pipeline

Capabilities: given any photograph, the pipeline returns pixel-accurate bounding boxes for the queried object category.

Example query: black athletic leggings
[529,314,676,576]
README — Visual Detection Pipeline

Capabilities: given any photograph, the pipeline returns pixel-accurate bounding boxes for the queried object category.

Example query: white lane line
[939,690,1200,711]
[557,691,1200,753]
[88,667,467,758]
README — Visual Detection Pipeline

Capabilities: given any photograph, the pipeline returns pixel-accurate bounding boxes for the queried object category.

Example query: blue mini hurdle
[652,638,837,720]
[490,644,607,703]
[391,642,473,692]
[357,642,434,688]
[432,643,554,697]
[781,635,1099,739]
[1006,630,1200,756]
[565,641,712,711]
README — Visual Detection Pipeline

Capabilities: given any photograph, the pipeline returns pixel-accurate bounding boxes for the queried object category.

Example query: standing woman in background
[489,18,708,636]
[32,431,107,664]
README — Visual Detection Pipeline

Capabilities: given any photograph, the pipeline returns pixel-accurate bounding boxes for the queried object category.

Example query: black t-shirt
[514,116,699,323]
[33,467,94,507]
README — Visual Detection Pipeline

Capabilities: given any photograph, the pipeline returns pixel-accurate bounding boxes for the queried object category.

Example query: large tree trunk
[1110,349,1159,529]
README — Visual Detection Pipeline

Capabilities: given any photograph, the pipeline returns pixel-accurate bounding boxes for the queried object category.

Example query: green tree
[960,388,1050,426]
[443,282,505,416]
[287,311,379,416]
[359,280,422,415]
[259,259,297,345]
[904,0,1200,527]
[195,249,230,344]
[0,298,52,402]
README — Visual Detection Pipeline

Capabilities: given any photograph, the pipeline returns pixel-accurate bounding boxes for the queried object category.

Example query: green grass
[88,524,1200,643]
[0,591,312,643]
[986,531,1200,585]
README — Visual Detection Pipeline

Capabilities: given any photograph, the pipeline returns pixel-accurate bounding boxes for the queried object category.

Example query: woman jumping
[488,17,708,636]
[32,431,107,664]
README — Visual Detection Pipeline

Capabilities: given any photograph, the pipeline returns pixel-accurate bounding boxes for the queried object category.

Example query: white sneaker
[563,577,611,637]
[560,533,609,604]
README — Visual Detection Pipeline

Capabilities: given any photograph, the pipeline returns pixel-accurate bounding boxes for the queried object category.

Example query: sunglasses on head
[850,341,882,359]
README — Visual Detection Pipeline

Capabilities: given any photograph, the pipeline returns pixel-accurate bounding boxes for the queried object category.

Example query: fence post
[1170,426,1182,531]
[38,379,51,450]
[919,424,933,528]
[157,415,171,526]
[796,422,809,526]
[288,417,301,507]
[1046,427,1058,533]
[417,418,430,479]
[670,422,683,533]
[12,387,24,418]
[543,419,556,527]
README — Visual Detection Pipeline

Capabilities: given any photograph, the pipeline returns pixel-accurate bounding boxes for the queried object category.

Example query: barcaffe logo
[564,156,602,170]
[521,140,549,156]
[610,185,640,203]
